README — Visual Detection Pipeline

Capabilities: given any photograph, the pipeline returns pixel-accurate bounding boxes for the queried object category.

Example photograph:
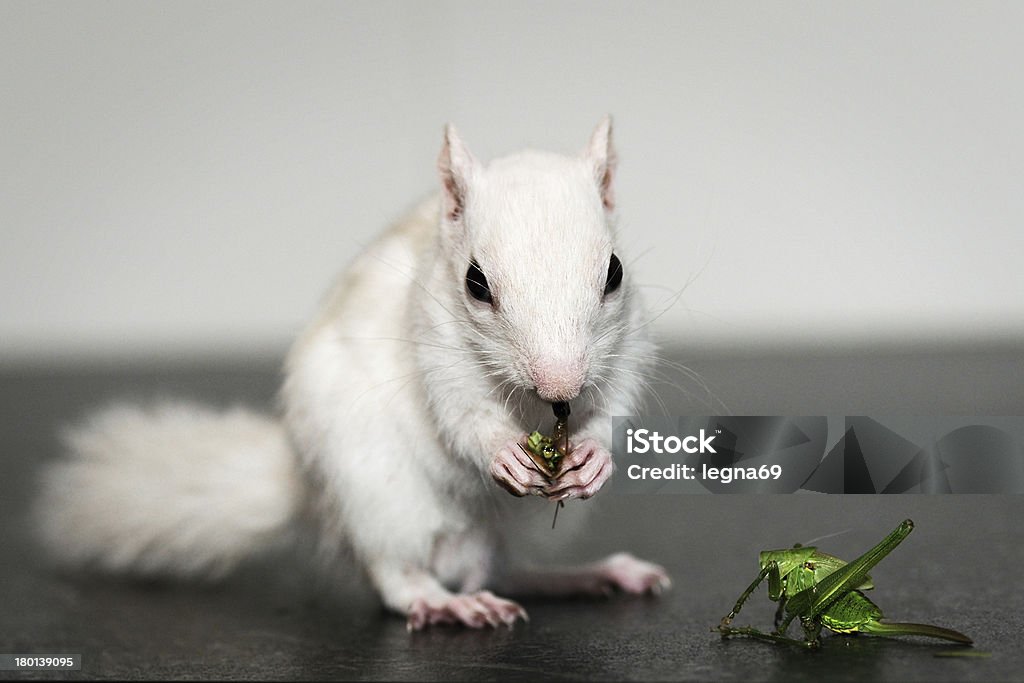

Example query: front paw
[489,437,550,497]
[543,437,613,500]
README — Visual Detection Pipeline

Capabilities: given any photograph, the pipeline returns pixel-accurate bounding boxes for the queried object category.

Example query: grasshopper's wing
[811,551,874,591]
[786,520,913,619]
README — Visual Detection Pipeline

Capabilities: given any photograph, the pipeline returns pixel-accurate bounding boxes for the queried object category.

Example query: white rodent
[34,117,671,630]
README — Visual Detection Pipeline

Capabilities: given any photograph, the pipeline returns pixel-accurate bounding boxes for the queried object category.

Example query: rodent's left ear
[438,123,477,223]
[583,115,617,211]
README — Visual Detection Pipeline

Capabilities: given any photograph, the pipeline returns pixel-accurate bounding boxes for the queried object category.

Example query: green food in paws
[525,431,565,477]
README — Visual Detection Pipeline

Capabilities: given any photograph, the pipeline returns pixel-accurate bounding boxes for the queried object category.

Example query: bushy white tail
[34,401,304,579]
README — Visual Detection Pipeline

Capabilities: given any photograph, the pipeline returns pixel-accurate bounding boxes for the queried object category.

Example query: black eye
[466,260,493,304]
[604,253,623,296]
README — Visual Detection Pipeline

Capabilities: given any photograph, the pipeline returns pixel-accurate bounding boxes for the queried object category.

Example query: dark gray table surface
[2,344,1022,681]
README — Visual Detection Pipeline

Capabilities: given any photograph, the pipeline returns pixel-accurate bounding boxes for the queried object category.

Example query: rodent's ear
[438,124,477,223]
[584,115,617,211]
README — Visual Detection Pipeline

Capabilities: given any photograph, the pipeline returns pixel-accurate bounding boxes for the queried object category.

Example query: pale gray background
[3,0,1023,362]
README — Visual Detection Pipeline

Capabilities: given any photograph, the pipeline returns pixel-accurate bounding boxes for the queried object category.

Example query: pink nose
[531,358,585,402]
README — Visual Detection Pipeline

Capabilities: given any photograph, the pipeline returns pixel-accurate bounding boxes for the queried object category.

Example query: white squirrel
[35,117,670,630]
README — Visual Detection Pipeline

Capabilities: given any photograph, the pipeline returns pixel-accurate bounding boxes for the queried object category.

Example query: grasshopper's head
[761,545,876,594]
[758,545,819,602]
[758,545,818,578]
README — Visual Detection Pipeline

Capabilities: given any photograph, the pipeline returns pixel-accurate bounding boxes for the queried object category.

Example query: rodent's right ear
[438,124,477,224]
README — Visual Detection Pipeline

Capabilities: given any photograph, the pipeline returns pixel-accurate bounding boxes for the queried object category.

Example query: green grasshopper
[716,519,973,649]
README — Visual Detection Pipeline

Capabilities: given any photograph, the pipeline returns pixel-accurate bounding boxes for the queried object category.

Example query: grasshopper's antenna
[801,528,852,547]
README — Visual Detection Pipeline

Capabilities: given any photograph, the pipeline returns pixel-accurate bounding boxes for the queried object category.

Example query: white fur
[35,119,660,624]
[35,402,301,578]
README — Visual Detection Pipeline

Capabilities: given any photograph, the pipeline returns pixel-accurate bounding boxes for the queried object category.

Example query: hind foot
[406,590,528,631]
